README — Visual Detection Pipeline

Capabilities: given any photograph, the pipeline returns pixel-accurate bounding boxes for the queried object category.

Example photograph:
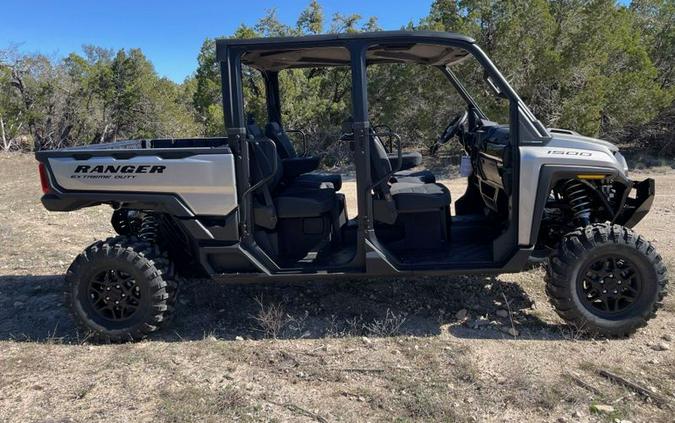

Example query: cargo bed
[35,137,237,216]
[36,137,229,155]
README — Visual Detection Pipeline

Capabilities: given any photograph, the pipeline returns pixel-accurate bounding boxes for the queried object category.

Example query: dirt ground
[0,152,673,422]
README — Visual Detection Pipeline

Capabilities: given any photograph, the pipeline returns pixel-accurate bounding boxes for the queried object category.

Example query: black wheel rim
[111,209,141,235]
[577,254,643,317]
[88,269,142,321]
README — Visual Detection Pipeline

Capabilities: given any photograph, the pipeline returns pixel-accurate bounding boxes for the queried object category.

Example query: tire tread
[65,235,178,342]
[545,223,668,337]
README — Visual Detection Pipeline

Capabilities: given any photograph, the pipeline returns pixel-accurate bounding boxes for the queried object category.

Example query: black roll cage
[216,30,536,275]
[439,66,488,121]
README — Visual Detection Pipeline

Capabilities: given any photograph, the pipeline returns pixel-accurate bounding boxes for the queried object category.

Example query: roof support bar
[349,41,370,269]
[220,48,245,131]
[220,47,252,237]
[263,71,282,125]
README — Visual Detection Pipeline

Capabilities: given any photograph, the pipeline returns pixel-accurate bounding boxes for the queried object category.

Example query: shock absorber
[138,212,160,243]
[562,179,592,226]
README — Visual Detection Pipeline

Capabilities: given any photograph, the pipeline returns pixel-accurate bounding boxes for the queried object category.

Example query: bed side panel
[47,154,238,216]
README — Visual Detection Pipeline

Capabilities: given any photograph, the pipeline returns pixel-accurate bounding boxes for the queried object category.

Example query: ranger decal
[74,165,166,174]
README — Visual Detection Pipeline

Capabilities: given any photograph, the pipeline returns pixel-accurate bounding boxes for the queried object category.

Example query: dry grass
[158,384,254,422]
[362,309,407,337]
[250,295,290,339]
[1,152,674,422]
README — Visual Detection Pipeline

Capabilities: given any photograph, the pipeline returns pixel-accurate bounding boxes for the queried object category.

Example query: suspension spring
[138,213,160,243]
[562,179,592,224]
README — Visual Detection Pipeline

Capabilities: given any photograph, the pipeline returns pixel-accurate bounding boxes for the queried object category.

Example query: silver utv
[36,31,666,341]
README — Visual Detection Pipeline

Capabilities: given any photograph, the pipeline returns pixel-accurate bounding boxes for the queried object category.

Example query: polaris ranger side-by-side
[36,31,667,341]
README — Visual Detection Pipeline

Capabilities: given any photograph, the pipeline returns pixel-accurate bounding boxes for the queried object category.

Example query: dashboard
[461,118,512,213]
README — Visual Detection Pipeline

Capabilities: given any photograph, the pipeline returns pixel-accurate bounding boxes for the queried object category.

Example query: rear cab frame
[214,31,547,279]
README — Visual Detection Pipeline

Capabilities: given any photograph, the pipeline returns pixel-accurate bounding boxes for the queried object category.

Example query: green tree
[423,0,671,138]
[626,0,675,153]
[556,0,668,136]
[298,0,324,34]
[193,39,222,135]
[330,13,362,33]
[630,0,674,88]
[1,0,672,155]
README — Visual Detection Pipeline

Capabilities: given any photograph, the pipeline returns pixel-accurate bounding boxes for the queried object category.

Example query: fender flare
[40,191,195,217]
[527,165,623,246]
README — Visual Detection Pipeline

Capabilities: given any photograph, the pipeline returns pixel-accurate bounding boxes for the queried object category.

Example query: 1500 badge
[546,150,592,156]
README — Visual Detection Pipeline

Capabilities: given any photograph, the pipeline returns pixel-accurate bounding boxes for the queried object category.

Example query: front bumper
[614,178,655,228]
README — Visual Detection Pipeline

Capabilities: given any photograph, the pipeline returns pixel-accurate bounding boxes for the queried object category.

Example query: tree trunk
[100,123,109,144]
[0,114,8,151]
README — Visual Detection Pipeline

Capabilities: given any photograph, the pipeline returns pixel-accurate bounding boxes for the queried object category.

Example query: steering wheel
[438,111,468,145]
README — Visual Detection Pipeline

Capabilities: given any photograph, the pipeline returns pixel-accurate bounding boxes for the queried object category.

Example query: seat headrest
[264,121,296,159]
[247,123,264,139]
[266,121,283,135]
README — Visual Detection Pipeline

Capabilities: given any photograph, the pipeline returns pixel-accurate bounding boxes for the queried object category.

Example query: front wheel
[545,223,668,337]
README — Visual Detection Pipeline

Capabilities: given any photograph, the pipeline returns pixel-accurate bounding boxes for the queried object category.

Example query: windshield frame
[439,65,488,121]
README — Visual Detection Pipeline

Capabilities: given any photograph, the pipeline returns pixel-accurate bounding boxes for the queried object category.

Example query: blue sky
[1,0,433,83]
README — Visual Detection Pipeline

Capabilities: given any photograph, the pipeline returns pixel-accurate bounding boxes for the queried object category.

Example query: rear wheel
[65,236,176,342]
[545,223,668,337]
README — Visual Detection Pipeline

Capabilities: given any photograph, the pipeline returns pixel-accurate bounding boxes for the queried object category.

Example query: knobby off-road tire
[546,223,668,337]
[65,235,178,342]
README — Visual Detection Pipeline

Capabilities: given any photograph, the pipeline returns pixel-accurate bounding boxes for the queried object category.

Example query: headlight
[615,152,629,175]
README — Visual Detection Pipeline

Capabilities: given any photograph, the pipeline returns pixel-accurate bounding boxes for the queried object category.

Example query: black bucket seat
[248,133,348,259]
[370,131,450,223]
[248,135,339,223]
[263,121,342,191]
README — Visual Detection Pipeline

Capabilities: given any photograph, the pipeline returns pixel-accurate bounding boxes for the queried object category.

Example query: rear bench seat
[249,134,346,260]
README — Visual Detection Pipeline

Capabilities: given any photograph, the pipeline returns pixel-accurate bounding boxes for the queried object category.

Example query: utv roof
[216,30,476,71]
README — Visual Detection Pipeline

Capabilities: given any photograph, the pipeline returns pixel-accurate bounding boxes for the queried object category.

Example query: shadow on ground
[0,273,574,344]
